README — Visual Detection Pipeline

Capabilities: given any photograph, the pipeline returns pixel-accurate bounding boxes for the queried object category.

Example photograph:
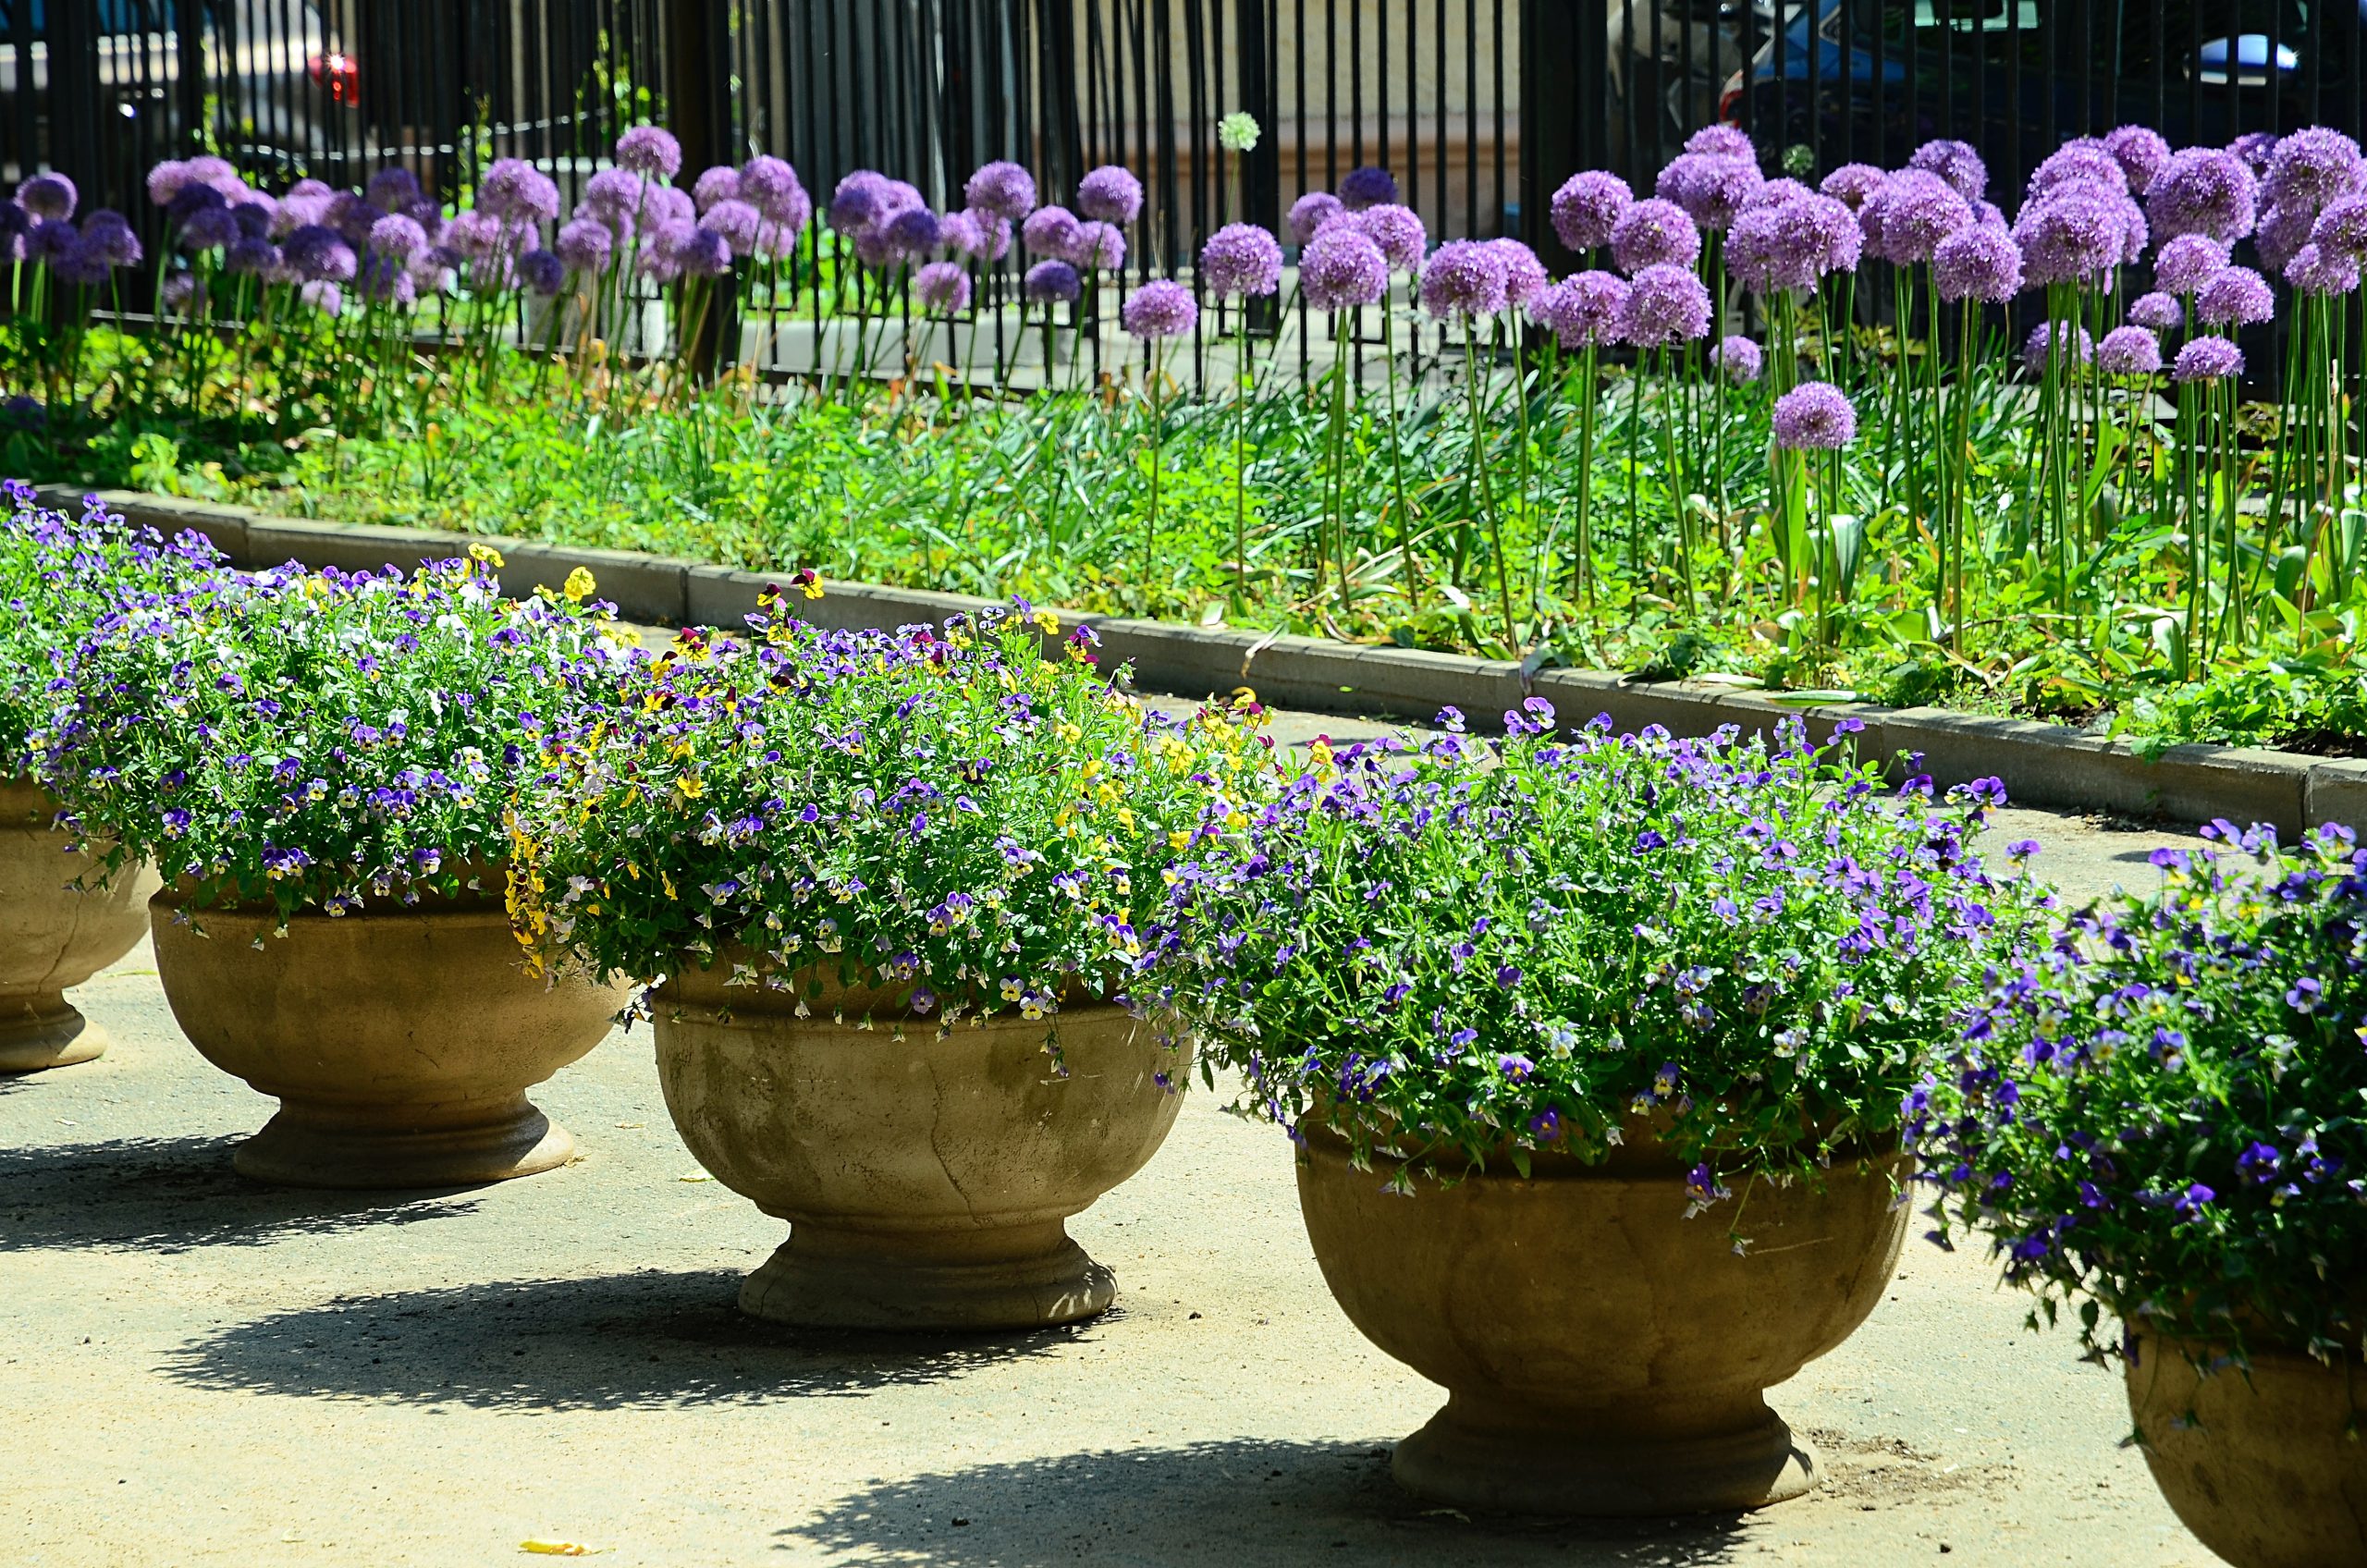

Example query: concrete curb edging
[43,484,2359,836]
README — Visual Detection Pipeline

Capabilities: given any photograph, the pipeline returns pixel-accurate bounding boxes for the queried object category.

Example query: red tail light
[308,52,360,105]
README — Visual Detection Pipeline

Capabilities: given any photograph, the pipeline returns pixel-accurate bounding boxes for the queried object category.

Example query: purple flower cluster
[1771,381,1857,449]
[1198,223,1283,299]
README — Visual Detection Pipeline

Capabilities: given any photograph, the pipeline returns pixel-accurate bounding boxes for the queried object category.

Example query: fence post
[1521,0,1594,275]
[667,0,736,379]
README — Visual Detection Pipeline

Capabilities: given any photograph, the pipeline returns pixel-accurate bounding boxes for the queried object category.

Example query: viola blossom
[2153,232,2230,296]
[1932,225,2023,303]
[1656,151,1761,232]
[1120,278,1197,339]
[914,260,972,315]
[1076,165,1144,226]
[2193,265,2275,328]
[2127,290,2182,332]
[2146,147,2259,240]
[615,125,683,179]
[1711,335,1763,384]
[1619,263,1711,346]
[1021,203,1082,259]
[1609,197,1701,275]
[1819,163,1886,212]
[2286,242,2361,297]
[1023,258,1081,304]
[1198,223,1283,299]
[1528,271,1629,349]
[2021,321,2093,374]
[2172,335,2243,382]
[1907,138,1988,201]
[1352,203,1428,272]
[1550,170,1632,253]
[1417,239,1510,319]
[1771,381,1856,449]
[1287,190,1345,245]
[2102,125,2172,193]
[1337,166,1399,211]
[2093,325,2162,378]
[963,160,1037,221]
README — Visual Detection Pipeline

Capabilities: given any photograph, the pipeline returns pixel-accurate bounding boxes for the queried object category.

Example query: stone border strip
[45,484,2363,836]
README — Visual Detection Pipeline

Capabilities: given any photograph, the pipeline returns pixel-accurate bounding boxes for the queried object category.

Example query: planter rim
[1296,1114,1903,1184]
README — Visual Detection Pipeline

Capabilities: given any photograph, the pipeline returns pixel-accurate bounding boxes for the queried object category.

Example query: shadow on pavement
[0,1133,485,1253]
[162,1268,1088,1411]
[775,1439,1756,1566]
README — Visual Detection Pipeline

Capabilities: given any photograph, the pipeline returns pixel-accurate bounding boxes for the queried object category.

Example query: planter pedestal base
[0,994,108,1072]
[232,1092,576,1190]
[738,1219,1115,1330]
[1392,1393,1818,1515]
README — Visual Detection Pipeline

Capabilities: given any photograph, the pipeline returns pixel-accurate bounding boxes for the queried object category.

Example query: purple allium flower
[692,165,742,212]
[2312,193,2367,261]
[2013,189,2129,285]
[964,160,1037,221]
[2195,265,2274,326]
[2263,127,2365,214]
[231,197,277,239]
[739,156,809,230]
[2103,126,2173,193]
[1530,270,1629,349]
[2153,232,2230,295]
[2231,130,2281,172]
[1820,162,1887,211]
[649,183,698,230]
[1685,124,1756,159]
[641,218,694,280]
[2022,320,2094,373]
[1076,165,1144,225]
[300,278,344,315]
[1728,190,1860,292]
[2148,148,2258,240]
[2287,242,2361,296]
[369,213,428,262]
[829,170,892,234]
[1771,381,1856,448]
[1741,177,1815,213]
[480,158,560,226]
[1337,165,1399,210]
[581,168,647,227]
[555,217,612,276]
[1299,226,1389,310]
[50,233,108,287]
[2094,325,2162,377]
[516,248,565,296]
[1862,168,1972,264]
[1418,238,1510,318]
[1609,197,1700,274]
[1488,238,1549,306]
[2128,290,2182,331]
[1353,203,1428,271]
[1932,224,2024,302]
[145,160,194,206]
[702,198,764,254]
[1657,151,1761,232]
[677,226,732,278]
[160,271,202,312]
[1199,222,1283,298]
[1619,262,1711,345]
[2255,202,2316,273]
[2028,138,2128,199]
[1287,190,1345,245]
[24,217,74,266]
[1908,139,1988,201]
[18,173,75,221]
[615,125,683,178]
[1068,220,1125,272]
[1024,258,1081,303]
[1022,203,1082,258]
[914,259,972,315]
[179,205,239,251]
[1712,334,1763,383]
[2173,334,2243,381]
[364,166,423,214]
[223,236,278,276]
[880,204,940,260]
[1550,169,1632,252]
[166,180,226,225]
[1121,277,1197,338]
[282,224,358,283]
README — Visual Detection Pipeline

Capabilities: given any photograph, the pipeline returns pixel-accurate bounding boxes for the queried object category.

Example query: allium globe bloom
[1861,168,1972,264]
[1529,271,1628,349]
[2094,325,2163,377]
[829,169,893,234]
[1198,222,1283,298]
[2021,320,2094,373]
[1740,177,1815,213]
[676,226,732,278]
[355,253,419,306]
[882,204,941,260]
[2231,130,2282,172]
[24,217,74,267]
[1711,334,1763,383]
[480,158,561,226]
[2147,147,2258,240]
[1656,151,1761,232]
[325,190,381,247]
[1770,381,1857,449]
[1076,165,1144,225]
[80,210,140,267]
[2287,242,2361,296]
[230,197,276,239]
[2311,193,2367,261]
[1353,202,1428,271]
[1932,224,2024,302]
[2012,189,2129,285]
[2027,139,2128,199]
[18,173,75,221]
[282,224,358,283]
[2172,334,2244,382]
[166,180,225,223]
[1068,220,1126,272]
[1819,163,1887,211]
[516,248,566,296]
[179,205,239,251]
[959,209,1013,262]
[299,279,344,315]
[739,155,808,228]
[364,166,423,214]
[1727,190,1860,293]
[2193,264,2275,326]
[1684,124,1756,159]
[2263,127,2365,214]
[1907,139,1987,201]
[1609,197,1700,274]
[555,217,614,276]
[145,159,194,206]
[583,167,649,225]
[615,125,683,178]
[407,251,457,296]
[2255,202,2315,273]
[1417,238,1511,318]
[1487,238,1549,306]
[2102,126,2172,193]
[1023,257,1082,303]
[369,213,429,262]
[1337,165,1400,210]
[2128,290,2182,331]
[651,182,697,230]
[701,198,765,254]
[1217,112,1261,153]
[963,160,1037,221]
[159,271,202,312]
[1619,262,1712,345]
[2153,231,2230,295]
[439,209,499,263]
[1120,277,1197,339]
[1022,203,1082,259]
[1298,226,1389,310]
[1287,190,1345,245]
[223,236,278,276]
[692,165,742,212]
[914,259,973,315]
[936,209,983,258]
[1550,169,1631,252]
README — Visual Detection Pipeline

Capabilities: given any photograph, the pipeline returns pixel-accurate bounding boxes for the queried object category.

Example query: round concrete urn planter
[0,778,158,1072]
[1294,1125,1908,1515]
[2127,1334,2367,1568]
[149,883,624,1188]
[654,965,1189,1331]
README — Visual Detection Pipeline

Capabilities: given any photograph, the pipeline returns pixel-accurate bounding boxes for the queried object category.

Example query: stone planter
[654,965,1188,1330]
[150,884,623,1188]
[0,778,157,1072]
[2127,1334,2367,1568]
[1295,1125,1907,1515]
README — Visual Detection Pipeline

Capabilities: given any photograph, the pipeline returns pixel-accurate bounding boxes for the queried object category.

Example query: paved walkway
[3,695,2218,1567]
